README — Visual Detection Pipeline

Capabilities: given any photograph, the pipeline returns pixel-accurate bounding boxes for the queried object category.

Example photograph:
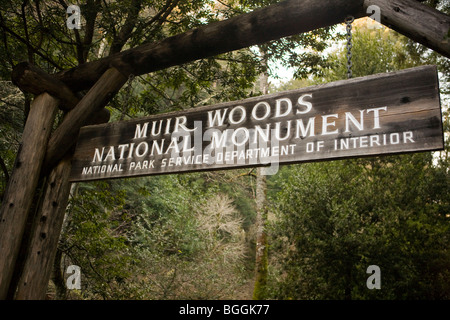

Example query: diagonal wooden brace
[43,67,128,173]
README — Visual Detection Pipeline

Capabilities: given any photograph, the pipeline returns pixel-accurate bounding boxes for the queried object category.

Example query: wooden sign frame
[70,65,444,182]
[1,0,448,300]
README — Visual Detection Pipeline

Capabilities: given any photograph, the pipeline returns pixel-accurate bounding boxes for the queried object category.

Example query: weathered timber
[13,102,111,300]
[46,0,449,93]
[43,67,127,172]
[87,108,111,126]
[51,0,367,92]
[14,157,72,300]
[0,93,59,299]
[69,65,444,182]
[11,62,80,111]
[10,0,449,96]
[365,0,450,58]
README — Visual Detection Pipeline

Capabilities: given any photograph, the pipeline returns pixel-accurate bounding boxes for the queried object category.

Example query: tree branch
[0,19,63,70]
[109,0,143,55]
[0,155,10,184]
[0,12,14,67]
[81,0,102,62]
[21,0,34,63]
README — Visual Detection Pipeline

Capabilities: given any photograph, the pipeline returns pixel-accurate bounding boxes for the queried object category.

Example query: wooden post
[14,157,73,300]
[365,0,450,59]
[0,93,59,299]
[14,108,111,300]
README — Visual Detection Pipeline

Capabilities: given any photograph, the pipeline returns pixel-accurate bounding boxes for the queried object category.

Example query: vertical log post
[14,156,73,300]
[0,93,59,299]
[14,108,111,300]
[1,64,122,300]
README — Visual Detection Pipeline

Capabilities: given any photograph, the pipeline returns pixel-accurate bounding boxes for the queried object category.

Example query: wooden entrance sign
[70,65,444,182]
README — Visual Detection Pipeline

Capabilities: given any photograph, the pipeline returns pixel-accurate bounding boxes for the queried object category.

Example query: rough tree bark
[253,52,269,300]
[0,93,59,299]
[14,156,73,300]
[14,109,110,300]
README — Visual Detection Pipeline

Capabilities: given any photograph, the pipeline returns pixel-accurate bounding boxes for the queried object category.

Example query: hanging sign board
[69,65,444,182]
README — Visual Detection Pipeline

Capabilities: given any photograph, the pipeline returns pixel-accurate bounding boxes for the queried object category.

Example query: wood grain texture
[365,0,450,58]
[43,67,127,173]
[0,93,59,299]
[15,157,72,300]
[70,66,444,182]
[11,62,80,111]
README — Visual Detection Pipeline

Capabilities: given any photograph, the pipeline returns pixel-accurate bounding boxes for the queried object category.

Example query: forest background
[0,0,449,300]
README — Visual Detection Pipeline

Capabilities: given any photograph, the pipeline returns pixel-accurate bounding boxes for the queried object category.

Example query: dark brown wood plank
[69,65,444,182]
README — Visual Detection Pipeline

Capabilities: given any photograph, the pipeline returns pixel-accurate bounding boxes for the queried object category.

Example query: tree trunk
[253,167,269,300]
[0,93,59,299]
[253,52,269,300]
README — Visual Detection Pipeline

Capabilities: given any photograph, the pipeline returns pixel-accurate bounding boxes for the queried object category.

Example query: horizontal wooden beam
[11,62,80,111]
[365,0,450,58]
[53,0,367,92]
[10,0,449,97]
[0,93,59,299]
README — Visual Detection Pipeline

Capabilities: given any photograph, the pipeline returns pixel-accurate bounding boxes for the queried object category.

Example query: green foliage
[59,181,138,299]
[320,25,416,82]
[267,153,450,300]
[56,171,256,299]
[265,19,450,300]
